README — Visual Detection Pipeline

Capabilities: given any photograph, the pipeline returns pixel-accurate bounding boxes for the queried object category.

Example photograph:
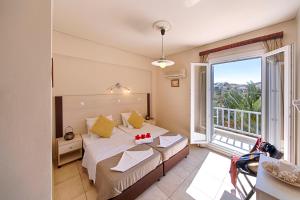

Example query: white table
[256,155,300,200]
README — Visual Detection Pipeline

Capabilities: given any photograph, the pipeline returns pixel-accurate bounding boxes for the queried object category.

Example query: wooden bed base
[109,146,189,200]
[163,145,189,175]
[110,164,163,200]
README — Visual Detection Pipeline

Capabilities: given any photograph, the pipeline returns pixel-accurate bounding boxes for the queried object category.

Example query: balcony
[211,107,261,154]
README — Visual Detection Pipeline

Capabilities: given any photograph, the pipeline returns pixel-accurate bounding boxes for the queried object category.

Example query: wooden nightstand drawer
[59,140,82,155]
[57,134,83,167]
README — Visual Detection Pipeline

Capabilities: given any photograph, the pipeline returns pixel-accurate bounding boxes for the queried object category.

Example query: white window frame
[190,63,209,144]
[208,49,266,142]
[190,45,294,160]
[262,45,292,161]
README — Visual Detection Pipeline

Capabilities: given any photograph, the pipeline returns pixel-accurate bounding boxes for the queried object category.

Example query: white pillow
[86,115,113,136]
[120,112,133,129]
[121,111,144,129]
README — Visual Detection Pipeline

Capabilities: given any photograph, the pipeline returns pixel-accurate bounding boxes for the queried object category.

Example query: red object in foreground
[141,134,145,139]
[146,133,151,138]
[135,135,141,140]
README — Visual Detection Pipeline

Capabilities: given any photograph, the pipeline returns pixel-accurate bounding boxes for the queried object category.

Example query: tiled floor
[53,145,256,200]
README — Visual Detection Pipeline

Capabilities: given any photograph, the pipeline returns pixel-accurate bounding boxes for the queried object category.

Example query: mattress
[82,128,136,182]
[118,123,168,139]
[95,144,162,200]
[147,132,189,161]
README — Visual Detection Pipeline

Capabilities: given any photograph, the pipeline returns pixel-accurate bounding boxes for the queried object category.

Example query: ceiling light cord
[161,28,165,59]
[161,33,164,59]
[151,20,175,68]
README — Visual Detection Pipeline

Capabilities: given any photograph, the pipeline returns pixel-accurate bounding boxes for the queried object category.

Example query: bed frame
[109,146,189,200]
[163,145,189,175]
[109,145,189,200]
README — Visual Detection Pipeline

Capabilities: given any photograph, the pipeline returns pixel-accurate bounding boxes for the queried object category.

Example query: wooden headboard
[55,93,151,138]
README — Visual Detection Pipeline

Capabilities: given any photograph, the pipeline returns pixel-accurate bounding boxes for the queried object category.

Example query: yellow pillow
[128,111,144,129]
[90,115,115,138]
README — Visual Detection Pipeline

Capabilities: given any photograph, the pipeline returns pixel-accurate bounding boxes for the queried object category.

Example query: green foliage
[214,81,261,112]
[213,81,262,135]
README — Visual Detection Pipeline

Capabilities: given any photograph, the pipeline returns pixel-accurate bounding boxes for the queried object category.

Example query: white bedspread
[110,148,154,172]
[118,123,168,139]
[157,134,183,148]
[81,134,100,150]
[82,128,135,182]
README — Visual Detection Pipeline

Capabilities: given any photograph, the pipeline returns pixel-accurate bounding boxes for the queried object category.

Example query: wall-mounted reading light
[293,99,300,112]
[107,83,131,94]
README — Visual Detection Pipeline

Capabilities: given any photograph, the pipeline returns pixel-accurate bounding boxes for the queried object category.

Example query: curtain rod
[199,31,283,56]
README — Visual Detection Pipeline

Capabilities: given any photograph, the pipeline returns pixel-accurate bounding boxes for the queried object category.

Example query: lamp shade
[151,59,175,68]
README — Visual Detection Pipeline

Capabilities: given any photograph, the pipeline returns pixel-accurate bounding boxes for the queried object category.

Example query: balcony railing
[213,107,261,137]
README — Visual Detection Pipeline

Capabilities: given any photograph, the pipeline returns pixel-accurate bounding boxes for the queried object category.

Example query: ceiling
[53,0,300,58]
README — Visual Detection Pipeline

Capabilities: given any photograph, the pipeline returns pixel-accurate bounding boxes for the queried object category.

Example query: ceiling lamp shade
[151,59,175,69]
[152,20,175,68]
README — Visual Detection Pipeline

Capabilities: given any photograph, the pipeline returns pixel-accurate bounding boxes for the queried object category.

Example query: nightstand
[145,119,156,125]
[57,134,82,167]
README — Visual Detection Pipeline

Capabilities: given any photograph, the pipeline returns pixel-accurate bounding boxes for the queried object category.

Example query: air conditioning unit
[163,69,186,79]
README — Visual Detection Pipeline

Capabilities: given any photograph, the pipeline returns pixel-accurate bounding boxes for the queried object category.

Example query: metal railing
[213,107,261,137]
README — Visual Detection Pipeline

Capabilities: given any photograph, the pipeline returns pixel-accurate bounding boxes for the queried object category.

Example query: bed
[82,128,136,182]
[118,122,169,138]
[95,144,163,200]
[118,123,189,175]
[54,94,186,199]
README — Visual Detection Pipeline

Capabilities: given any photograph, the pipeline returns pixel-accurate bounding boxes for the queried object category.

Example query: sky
[213,58,262,84]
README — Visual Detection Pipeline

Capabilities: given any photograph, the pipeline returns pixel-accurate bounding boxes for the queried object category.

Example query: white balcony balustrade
[213,107,261,137]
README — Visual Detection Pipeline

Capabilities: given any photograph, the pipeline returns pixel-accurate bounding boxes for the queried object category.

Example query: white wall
[52,31,158,156]
[156,19,297,139]
[0,1,52,199]
[52,31,157,108]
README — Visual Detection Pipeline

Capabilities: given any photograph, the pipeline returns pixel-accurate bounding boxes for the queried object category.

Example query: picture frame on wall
[171,79,179,87]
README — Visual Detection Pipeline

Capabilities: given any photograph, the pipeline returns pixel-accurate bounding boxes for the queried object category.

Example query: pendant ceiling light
[151,20,175,68]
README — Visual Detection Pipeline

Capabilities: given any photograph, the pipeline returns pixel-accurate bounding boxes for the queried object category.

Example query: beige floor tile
[54,175,85,200]
[187,173,222,199]
[136,184,168,200]
[73,193,87,200]
[79,170,95,192]
[223,173,256,200]
[54,162,79,185]
[85,187,97,200]
[156,170,184,197]
[170,182,196,200]
[193,152,230,181]
[170,160,192,180]
[169,167,199,200]
[53,147,256,200]
[76,160,87,174]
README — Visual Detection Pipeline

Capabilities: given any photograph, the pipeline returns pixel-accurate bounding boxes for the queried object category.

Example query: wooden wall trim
[147,93,150,118]
[55,96,63,138]
[199,31,283,56]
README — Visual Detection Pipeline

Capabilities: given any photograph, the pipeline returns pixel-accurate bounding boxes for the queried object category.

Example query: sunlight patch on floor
[185,151,256,200]
[186,152,229,199]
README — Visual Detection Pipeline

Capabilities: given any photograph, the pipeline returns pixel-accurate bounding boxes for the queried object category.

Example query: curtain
[197,54,208,133]
[263,38,284,62]
[263,38,283,52]
[264,38,284,145]
[199,54,208,63]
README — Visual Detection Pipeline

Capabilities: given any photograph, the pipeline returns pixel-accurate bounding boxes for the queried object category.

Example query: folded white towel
[157,134,182,148]
[110,148,153,172]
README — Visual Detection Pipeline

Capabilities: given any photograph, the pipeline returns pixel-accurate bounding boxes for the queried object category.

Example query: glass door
[263,45,292,161]
[190,63,210,144]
